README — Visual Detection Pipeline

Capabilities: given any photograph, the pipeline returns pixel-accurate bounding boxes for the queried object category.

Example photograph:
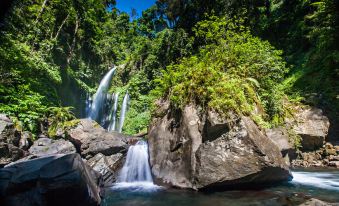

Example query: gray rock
[266,127,297,162]
[87,153,124,186]
[0,143,25,167]
[288,107,330,151]
[0,153,102,206]
[148,103,291,189]
[0,114,20,146]
[28,138,76,157]
[66,119,128,159]
[19,131,33,150]
[299,198,339,206]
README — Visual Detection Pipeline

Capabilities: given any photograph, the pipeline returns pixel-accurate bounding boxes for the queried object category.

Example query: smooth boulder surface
[65,119,128,159]
[28,138,76,157]
[0,153,102,206]
[148,102,292,189]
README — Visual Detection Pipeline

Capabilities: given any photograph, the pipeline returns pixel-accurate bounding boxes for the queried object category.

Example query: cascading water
[117,92,129,133]
[108,92,119,131]
[88,67,116,122]
[291,171,339,191]
[113,140,160,191]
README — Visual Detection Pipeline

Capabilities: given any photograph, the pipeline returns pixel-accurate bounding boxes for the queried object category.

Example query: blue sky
[116,0,156,17]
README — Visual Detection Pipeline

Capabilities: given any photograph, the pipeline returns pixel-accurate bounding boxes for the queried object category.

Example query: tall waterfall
[117,92,129,133]
[118,140,153,183]
[88,67,116,122]
[108,92,119,131]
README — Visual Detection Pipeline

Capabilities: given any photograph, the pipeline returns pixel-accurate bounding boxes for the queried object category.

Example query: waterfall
[88,67,116,123]
[291,171,339,191]
[117,92,129,133]
[118,140,153,183]
[108,92,119,131]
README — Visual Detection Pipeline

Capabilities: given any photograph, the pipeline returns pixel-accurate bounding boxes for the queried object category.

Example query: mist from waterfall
[118,92,129,133]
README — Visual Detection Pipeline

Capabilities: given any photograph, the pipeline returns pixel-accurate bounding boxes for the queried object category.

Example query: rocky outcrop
[0,153,102,206]
[87,153,124,186]
[0,114,26,167]
[148,102,292,190]
[65,119,128,159]
[299,198,339,206]
[28,138,76,157]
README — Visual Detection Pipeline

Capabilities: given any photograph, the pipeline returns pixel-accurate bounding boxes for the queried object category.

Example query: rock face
[28,138,76,157]
[65,119,128,159]
[0,153,102,206]
[87,153,124,186]
[288,107,330,151]
[0,114,26,167]
[148,103,292,189]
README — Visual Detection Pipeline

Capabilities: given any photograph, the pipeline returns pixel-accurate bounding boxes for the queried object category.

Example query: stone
[19,131,33,150]
[0,114,20,146]
[28,138,76,157]
[328,161,339,168]
[288,107,330,151]
[87,153,124,186]
[66,119,128,158]
[0,143,25,167]
[0,153,102,206]
[148,103,291,189]
[299,198,339,206]
[266,127,297,161]
[324,148,337,156]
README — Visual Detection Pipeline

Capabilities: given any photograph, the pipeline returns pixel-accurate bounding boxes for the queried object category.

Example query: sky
[116,0,156,17]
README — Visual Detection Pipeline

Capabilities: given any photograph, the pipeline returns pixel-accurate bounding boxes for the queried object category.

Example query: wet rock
[66,119,128,159]
[0,114,20,146]
[148,103,291,189]
[328,161,339,168]
[28,138,76,157]
[87,153,124,186]
[0,153,102,206]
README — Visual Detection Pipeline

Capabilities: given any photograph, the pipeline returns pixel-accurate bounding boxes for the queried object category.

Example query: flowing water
[112,140,160,192]
[108,92,119,131]
[102,167,339,206]
[117,92,129,133]
[88,67,116,122]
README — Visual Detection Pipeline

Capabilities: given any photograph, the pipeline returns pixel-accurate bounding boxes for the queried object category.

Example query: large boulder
[287,107,330,151]
[28,138,76,157]
[86,153,124,186]
[65,119,128,159]
[0,153,102,206]
[148,102,291,190]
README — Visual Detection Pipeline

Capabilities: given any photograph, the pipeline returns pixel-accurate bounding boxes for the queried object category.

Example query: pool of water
[101,169,339,206]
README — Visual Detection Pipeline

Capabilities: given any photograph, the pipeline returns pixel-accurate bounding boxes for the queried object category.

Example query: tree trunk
[35,0,49,24]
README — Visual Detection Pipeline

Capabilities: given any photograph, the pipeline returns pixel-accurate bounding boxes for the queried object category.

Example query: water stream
[117,92,129,133]
[103,168,339,206]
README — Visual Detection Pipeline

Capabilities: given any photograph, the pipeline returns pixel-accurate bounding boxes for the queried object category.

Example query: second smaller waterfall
[113,140,160,191]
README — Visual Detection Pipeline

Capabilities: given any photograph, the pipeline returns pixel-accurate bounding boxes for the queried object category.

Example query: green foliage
[154,16,288,125]
[47,106,76,138]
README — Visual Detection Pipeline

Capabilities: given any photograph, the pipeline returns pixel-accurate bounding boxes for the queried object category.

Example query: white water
[89,67,116,122]
[117,92,129,133]
[113,140,160,191]
[292,171,339,191]
[108,92,119,131]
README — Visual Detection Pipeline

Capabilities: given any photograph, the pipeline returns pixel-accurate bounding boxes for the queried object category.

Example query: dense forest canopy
[0,0,337,137]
